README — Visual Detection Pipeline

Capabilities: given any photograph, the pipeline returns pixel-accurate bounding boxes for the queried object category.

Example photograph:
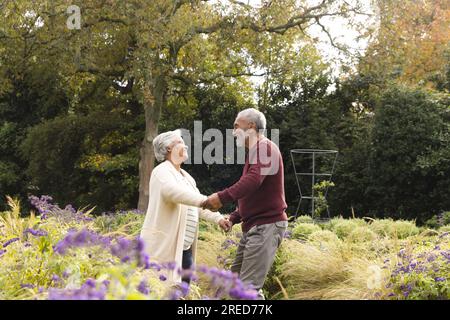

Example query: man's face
[233,116,256,148]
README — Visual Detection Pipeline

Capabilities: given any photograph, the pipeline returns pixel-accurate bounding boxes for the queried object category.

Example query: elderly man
[203,108,288,299]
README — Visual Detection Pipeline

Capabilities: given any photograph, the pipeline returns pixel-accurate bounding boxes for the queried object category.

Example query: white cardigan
[140,160,223,284]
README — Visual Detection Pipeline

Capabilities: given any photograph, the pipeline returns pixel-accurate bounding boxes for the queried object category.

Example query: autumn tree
[359,0,450,90]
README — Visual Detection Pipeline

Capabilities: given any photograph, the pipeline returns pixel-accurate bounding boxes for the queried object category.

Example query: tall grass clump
[369,219,419,239]
[291,223,321,240]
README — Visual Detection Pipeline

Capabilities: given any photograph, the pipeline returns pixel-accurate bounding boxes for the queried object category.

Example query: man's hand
[202,193,223,212]
[218,218,233,232]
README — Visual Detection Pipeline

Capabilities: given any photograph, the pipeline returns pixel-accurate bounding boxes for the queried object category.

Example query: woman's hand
[218,218,233,232]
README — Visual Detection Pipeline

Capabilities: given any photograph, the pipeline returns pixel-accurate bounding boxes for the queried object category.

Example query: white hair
[237,108,267,131]
[152,129,182,162]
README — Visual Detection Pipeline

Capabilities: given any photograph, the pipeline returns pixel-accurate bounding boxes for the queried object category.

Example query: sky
[214,0,379,88]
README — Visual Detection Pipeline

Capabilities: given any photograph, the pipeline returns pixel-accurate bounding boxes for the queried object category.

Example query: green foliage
[383,236,450,300]
[291,223,322,240]
[312,181,335,218]
[425,212,450,229]
[368,219,420,239]
[94,211,145,237]
[347,226,378,243]
[20,112,140,213]
[308,230,340,243]
[331,219,361,239]
[367,86,450,222]
[1,196,448,300]
[295,215,314,224]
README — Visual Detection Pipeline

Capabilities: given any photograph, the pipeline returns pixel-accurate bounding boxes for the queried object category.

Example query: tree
[367,86,449,222]
[1,0,373,211]
[359,0,450,90]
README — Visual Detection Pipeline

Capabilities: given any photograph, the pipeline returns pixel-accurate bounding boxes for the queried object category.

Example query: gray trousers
[231,220,288,299]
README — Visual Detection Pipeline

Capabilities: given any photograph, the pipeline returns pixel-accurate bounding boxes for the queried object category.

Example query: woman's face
[167,137,188,165]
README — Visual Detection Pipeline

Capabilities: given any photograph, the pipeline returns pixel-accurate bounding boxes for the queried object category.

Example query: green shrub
[352,218,368,227]
[332,220,359,239]
[309,230,340,243]
[291,223,322,240]
[426,212,450,229]
[383,236,450,300]
[320,217,343,231]
[94,212,145,236]
[369,219,419,239]
[263,243,290,299]
[295,215,314,224]
[346,226,378,243]
[368,219,394,237]
[439,225,450,233]
[391,220,420,239]
[369,219,420,239]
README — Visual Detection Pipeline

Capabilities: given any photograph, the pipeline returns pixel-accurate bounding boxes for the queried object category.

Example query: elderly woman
[140,129,230,285]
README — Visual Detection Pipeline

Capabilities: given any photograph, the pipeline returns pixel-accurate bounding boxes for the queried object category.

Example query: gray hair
[237,108,267,131]
[152,129,182,162]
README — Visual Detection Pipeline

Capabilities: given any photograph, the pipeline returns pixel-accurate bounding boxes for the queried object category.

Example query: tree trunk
[137,70,167,212]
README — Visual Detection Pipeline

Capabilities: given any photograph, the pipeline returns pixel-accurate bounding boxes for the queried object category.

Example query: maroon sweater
[217,137,288,233]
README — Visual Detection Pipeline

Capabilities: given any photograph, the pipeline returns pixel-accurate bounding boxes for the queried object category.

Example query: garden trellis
[290,149,338,219]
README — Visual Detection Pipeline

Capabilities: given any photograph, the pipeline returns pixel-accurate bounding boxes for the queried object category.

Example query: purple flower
[221,239,237,250]
[51,274,60,283]
[169,290,182,300]
[29,195,93,222]
[29,195,56,219]
[180,282,190,296]
[0,249,6,257]
[20,283,35,289]
[159,275,167,282]
[162,261,177,270]
[54,229,110,255]
[434,277,446,282]
[48,279,107,300]
[130,209,145,215]
[229,285,259,300]
[137,280,150,295]
[440,251,450,261]
[195,264,258,300]
[109,237,149,268]
[439,232,449,238]
[3,237,19,248]
[149,262,161,271]
[64,204,76,213]
[24,228,48,237]
[85,278,96,288]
